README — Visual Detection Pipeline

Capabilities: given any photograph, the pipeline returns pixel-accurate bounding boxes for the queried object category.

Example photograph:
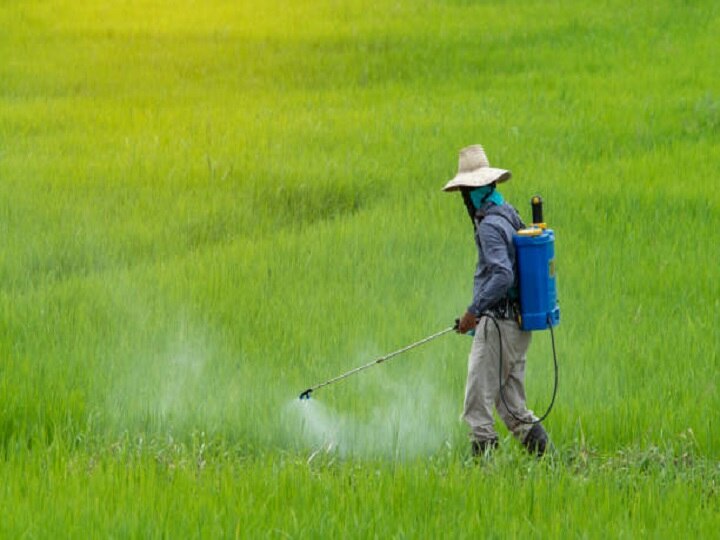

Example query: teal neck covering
[469,185,504,208]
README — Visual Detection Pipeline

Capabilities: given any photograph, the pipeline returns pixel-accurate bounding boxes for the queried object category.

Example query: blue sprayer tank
[512,196,560,331]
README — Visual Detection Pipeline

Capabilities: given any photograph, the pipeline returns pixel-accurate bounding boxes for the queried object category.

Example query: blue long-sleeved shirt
[468,201,525,316]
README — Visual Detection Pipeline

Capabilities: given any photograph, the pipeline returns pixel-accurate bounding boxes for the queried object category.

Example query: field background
[1,0,719,537]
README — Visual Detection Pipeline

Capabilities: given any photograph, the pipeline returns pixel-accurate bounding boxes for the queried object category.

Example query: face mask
[469,186,503,208]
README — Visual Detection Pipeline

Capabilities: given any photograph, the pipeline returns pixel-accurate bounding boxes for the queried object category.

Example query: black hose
[481,313,558,425]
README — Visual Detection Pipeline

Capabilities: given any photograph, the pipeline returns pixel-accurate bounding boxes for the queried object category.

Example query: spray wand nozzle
[299,388,313,400]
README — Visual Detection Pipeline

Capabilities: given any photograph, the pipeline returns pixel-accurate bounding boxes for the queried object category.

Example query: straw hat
[442,144,511,192]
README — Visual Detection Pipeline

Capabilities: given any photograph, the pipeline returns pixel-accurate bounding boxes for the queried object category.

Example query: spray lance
[298,325,457,400]
[299,196,560,412]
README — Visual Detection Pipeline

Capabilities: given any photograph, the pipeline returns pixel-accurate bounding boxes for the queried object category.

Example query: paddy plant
[1,0,719,536]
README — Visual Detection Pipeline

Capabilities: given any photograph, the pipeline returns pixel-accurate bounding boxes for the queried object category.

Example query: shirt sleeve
[468,220,514,316]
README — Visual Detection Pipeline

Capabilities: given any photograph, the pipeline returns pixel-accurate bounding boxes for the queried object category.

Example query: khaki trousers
[462,317,537,444]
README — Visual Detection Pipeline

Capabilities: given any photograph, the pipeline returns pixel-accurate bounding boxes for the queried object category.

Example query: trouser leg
[493,319,537,443]
[463,317,542,448]
[462,319,500,445]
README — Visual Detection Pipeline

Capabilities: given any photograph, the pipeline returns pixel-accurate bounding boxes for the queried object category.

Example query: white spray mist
[284,372,457,460]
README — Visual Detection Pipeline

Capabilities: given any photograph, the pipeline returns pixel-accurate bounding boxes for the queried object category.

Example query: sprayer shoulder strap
[496,213,521,232]
[475,209,523,304]
[474,210,521,233]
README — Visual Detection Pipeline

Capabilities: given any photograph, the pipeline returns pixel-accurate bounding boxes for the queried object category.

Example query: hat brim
[442,167,511,192]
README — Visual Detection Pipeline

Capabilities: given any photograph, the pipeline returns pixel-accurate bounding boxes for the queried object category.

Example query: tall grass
[1,0,719,535]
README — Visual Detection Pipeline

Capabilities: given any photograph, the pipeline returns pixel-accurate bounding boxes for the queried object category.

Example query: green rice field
[1,0,719,537]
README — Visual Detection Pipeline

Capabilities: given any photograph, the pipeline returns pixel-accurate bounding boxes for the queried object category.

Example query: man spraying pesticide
[299,143,559,458]
[444,144,558,457]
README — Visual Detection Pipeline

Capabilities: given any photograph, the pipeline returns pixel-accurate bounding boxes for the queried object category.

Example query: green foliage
[1,0,719,536]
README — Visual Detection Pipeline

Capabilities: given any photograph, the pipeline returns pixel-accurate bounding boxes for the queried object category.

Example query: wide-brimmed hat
[442,144,511,192]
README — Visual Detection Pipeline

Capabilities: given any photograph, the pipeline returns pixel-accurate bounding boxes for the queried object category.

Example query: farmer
[443,144,549,457]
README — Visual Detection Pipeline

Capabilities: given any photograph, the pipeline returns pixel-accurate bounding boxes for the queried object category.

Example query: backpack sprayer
[514,196,560,331]
[493,195,560,423]
[299,196,560,409]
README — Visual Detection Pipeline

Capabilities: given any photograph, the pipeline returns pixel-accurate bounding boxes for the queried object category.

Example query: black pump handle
[531,195,544,224]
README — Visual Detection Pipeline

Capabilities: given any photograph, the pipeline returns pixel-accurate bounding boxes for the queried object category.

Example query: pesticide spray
[295,195,560,441]
[287,376,457,460]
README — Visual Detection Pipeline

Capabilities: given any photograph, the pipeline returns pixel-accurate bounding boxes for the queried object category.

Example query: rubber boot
[471,438,499,458]
[522,423,549,457]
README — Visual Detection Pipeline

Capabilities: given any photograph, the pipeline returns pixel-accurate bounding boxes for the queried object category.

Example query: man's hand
[457,311,479,334]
